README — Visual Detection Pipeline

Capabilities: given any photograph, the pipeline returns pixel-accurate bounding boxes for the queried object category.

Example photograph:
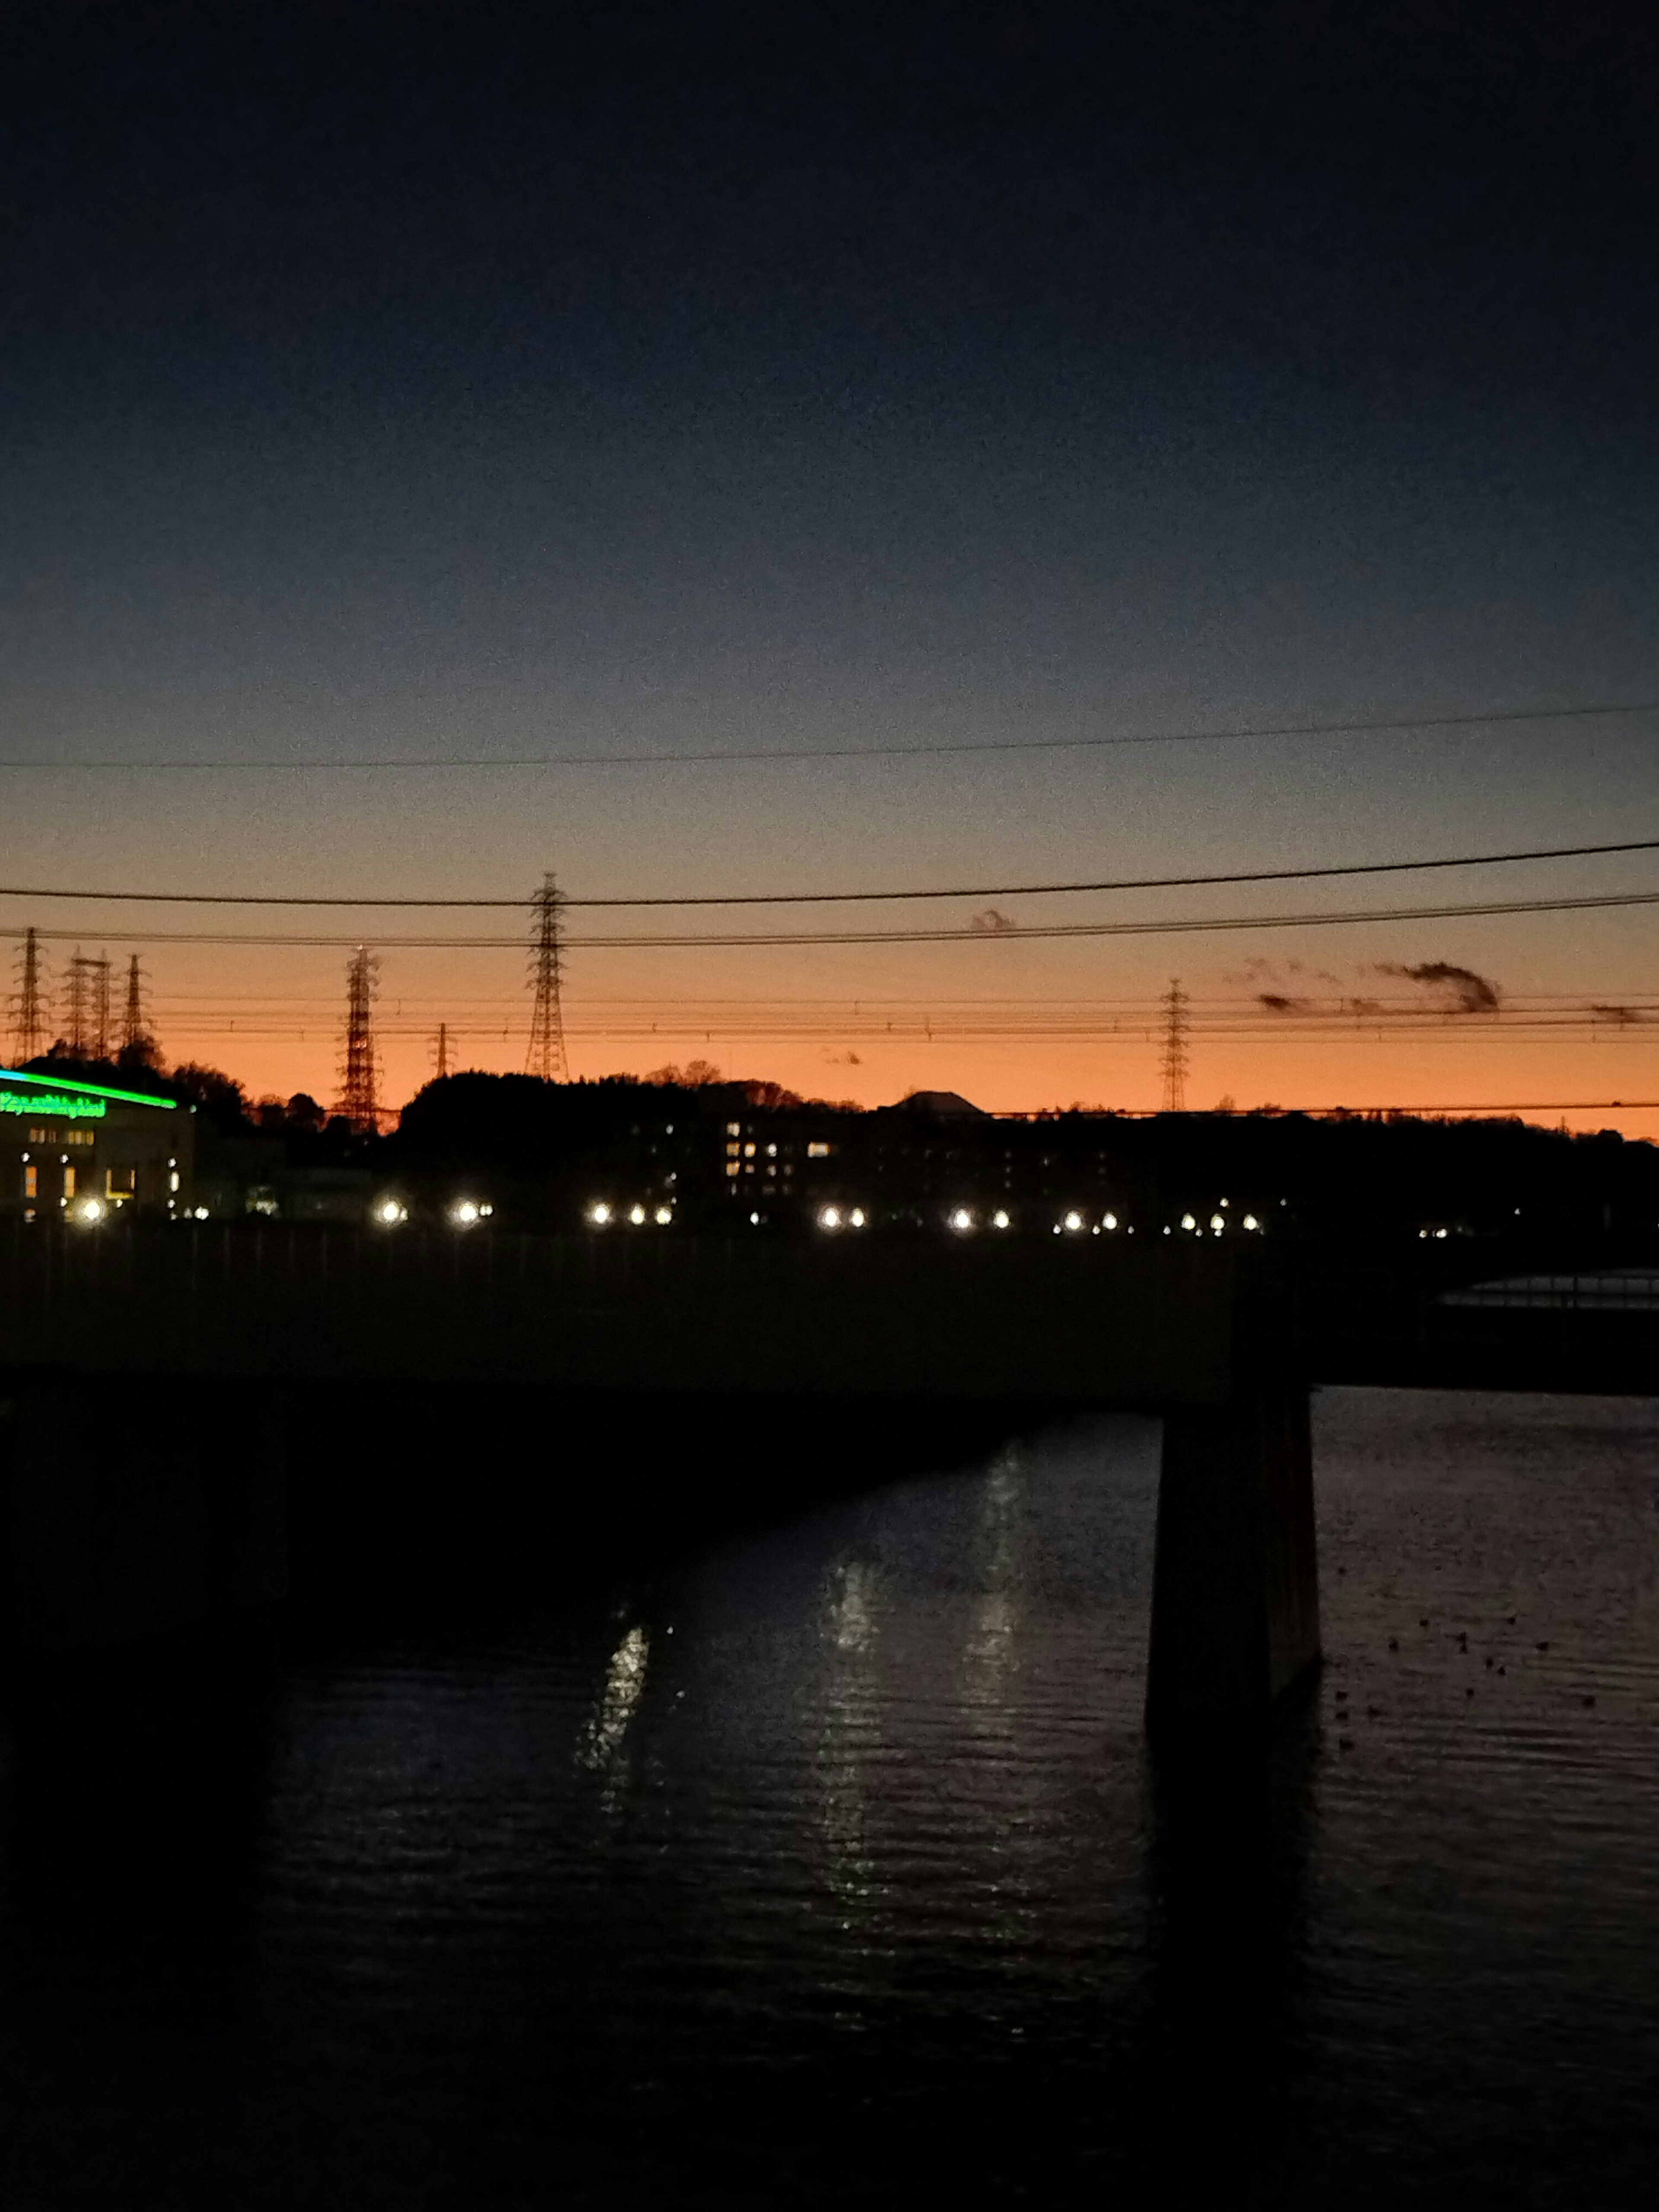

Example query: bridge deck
[1,1226,1653,1405]
[0,1223,1249,1407]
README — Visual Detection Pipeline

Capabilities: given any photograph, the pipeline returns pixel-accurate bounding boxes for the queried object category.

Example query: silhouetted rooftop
[893,1090,986,1118]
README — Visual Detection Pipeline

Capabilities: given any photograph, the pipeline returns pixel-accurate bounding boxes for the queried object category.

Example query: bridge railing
[9,1221,1643,1401]
[0,1220,1271,1405]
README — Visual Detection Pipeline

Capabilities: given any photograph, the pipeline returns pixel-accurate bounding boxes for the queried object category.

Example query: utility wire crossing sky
[3,699,1654,772]
[1,835,1654,909]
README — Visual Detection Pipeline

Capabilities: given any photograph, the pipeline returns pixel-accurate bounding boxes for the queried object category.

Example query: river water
[1,1386,1656,2208]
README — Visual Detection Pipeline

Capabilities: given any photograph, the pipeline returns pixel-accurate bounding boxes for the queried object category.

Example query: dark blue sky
[3,4,1656,1112]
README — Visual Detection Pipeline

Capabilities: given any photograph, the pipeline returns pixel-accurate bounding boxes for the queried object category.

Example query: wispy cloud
[1229,955,1343,988]
[1372,960,1502,1013]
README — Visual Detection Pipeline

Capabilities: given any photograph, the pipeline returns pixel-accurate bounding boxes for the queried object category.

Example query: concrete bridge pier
[0,1376,288,1661]
[1145,1386,1321,1743]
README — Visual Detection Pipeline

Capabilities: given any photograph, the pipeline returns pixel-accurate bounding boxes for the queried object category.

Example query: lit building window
[807,1141,832,1158]
[23,1165,37,1200]
[744,1143,756,1157]
[726,1122,741,1137]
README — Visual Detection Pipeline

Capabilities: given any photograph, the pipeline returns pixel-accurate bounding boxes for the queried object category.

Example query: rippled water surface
[2,1387,1656,2207]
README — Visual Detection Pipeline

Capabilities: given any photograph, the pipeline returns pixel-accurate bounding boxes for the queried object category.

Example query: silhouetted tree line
[24,1048,354,1156]
[29,1047,1653,1247]
[1062,1107,1659,1244]
[387,1071,857,1227]
[386,1074,1659,1246]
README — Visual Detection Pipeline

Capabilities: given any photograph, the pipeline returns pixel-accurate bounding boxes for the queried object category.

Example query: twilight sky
[3,5,1656,1128]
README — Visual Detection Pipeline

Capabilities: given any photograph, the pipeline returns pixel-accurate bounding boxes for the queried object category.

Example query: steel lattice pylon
[1160,979,1189,1113]
[526,873,568,1082]
[91,954,111,1061]
[62,950,111,1060]
[10,928,48,1064]
[337,946,381,1129]
[120,953,153,1059]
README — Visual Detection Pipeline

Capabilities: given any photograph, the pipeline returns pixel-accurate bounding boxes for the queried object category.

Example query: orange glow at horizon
[95,932,1657,1146]
[8,731,1655,1147]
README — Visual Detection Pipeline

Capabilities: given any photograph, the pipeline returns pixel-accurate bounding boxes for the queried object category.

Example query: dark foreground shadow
[1133,1696,1321,2207]
[1,1630,278,1937]
[282,1380,1052,1627]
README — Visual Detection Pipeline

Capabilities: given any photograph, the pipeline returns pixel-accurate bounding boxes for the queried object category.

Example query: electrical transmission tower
[1160,979,1189,1112]
[434,1021,451,1080]
[10,928,48,1063]
[337,947,381,1130]
[526,872,568,1081]
[64,951,112,1060]
[91,955,111,1060]
[62,950,111,1059]
[63,951,86,1057]
[120,953,154,1061]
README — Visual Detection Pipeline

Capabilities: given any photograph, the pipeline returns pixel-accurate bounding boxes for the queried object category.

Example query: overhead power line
[0,699,1653,773]
[141,988,1659,1012]
[569,838,1659,912]
[1082,1102,1659,1116]
[9,885,1659,951]
[566,888,1659,949]
[0,835,1653,912]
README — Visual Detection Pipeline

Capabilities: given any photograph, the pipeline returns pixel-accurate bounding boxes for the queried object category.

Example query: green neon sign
[0,1088,106,1120]
[0,1065,175,1112]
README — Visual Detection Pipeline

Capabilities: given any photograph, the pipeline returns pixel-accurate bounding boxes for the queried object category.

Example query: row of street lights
[65,1189,1264,1238]
[372,1196,495,1229]
[582,1198,1266,1236]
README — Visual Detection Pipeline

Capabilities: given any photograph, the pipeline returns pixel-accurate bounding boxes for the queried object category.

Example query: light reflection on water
[578,1622,650,1792]
[1,1388,1656,2208]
